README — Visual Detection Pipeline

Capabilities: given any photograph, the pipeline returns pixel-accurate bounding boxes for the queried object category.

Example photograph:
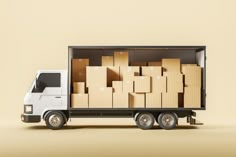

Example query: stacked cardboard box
[142,66,163,108]
[182,65,201,108]
[162,59,183,108]
[71,82,88,108]
[71,53,201,109]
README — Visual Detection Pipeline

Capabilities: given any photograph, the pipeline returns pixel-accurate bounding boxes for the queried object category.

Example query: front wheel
[158,112,177,130]
[45,111,65,130]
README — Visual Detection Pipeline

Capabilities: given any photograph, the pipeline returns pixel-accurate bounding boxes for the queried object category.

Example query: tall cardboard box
[129,93,145,108]
[112,81,123,93]
[148,62,161,66]
[152,76,167,93]
[134,76,151,93]
[131,62,147,66]
[73,82,85,94]
[123,81,133,93]
[86,66,107,88]
[164,72,183,93]
[162,93,178,108]
[146,93,161,108]
[184,87,201,108]
[182,66,201,87]
[71,94,88,108]
[72,59,89,82]
[114,51,129,66]
[142,66,162,77]
[162,58,180,72]
[120,66,140,81]
[107,66,120,87]
[113,93,129,108]
[102,56,114,66]
[89,87,112,108]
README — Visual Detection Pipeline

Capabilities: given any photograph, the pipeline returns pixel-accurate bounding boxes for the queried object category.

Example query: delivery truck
[21,46,206,130]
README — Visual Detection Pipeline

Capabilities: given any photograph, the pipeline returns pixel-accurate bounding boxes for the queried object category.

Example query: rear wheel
[45,111,65,130]
[158,112,177,130]
[135,113,155,130]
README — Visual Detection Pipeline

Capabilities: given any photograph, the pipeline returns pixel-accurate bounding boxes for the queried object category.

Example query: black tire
[45,111,65,130]
[158,112,177,130]
[135,113,155,130]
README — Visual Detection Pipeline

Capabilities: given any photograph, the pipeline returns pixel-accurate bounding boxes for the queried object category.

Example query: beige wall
[0,0,236,124]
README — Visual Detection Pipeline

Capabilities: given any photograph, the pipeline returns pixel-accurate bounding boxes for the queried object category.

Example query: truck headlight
[24,105,33,114]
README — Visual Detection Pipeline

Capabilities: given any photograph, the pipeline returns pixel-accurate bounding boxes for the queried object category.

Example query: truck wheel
[158,113,177,130]
[135,113,155,130]
[45,111,65,130]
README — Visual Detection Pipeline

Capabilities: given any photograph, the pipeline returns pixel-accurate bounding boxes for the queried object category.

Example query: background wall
[1,0,236,124]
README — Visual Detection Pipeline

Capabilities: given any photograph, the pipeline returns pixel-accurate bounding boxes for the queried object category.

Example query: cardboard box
[146,93,161,108]
[107,66,120,87]
[142,66,162,77]
[89,87,112,108]
[152,76,167,93]
[72,59,89,82]
[129,93,145,108]
[113,93,129,108]
[102,56,113,66]
[148,62,161,66]
[184,87,201,108]
[162,58,180,72]
[114,51,129,66]
[162,93,178,108]
[164,72,183,93]
[134,76,150,93]
[86,66,107,88]
[182,66,201,87]
[131,62,147,66]
[181,64,197,73]
[73,82,85,94]
[120,66,140,81]
[112,81,123,93]
[71,94,88,108]
[123,81,133,93]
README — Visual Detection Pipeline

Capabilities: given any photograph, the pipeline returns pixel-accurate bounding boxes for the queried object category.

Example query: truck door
[32,73,63,113]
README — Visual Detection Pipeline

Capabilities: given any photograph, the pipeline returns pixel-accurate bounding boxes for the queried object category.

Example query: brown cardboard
[164,72,183,93]
[146,93,161,108]
[152,76,167,93]
[131,62,147,66]
[129,93,145,108]
[142,66,162,77]
[73,82,85,94]
[120,66,140,81]
[114,51,129,66]
[148,62,161,66]
[182,66,201,87]
[134,76,151,93]
[107,66,120,87]
[181,64,197,73]
[112,81,123,93]
[162,58,180,72]
[71,59,89,82]
[123,81,133,93]
[162,93,178,108]
[86,66,107,88]
[113,93,129,108]
[184,87,201,108]
[89,87,112,108]
[102,56,113,66]
[71,94,88,108]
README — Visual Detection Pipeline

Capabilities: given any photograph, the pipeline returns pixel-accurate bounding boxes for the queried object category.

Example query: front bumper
[21,114,41,123]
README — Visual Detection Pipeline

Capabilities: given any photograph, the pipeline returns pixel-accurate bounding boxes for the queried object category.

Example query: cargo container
[21,46,206,130]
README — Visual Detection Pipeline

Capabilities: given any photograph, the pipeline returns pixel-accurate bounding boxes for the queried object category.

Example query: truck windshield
[32,73,61,93]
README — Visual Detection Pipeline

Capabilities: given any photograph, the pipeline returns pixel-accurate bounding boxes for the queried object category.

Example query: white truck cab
[21,70,68,126]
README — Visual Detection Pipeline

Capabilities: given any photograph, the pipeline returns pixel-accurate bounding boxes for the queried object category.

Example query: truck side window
[32,73,61,93]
